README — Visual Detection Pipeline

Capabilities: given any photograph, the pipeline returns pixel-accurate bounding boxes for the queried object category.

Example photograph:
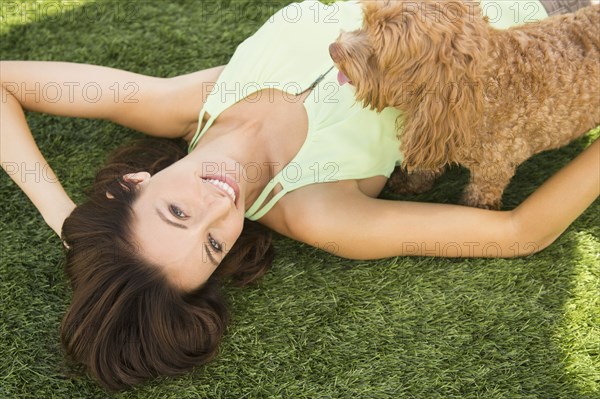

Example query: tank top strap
[244,175,289,221]
[188,107,217,153]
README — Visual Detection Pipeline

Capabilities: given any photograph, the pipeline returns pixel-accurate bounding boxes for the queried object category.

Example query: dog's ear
[362,0,424,54]
[357,0,421,111]
[360,0,393,24]
[389,0,488,171]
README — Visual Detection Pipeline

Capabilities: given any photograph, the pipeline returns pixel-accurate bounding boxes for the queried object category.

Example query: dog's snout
[329,42,342,63]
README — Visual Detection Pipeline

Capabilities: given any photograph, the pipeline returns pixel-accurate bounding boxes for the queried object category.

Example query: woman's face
[124,155,246,291]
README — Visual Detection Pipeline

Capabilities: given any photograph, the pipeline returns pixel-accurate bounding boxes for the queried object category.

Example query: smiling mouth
[201,176,239,207]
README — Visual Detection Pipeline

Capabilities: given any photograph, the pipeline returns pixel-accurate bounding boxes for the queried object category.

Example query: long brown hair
[60,138,274,390]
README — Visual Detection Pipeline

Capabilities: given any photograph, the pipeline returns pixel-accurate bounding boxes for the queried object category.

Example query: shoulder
[258,180,364,239]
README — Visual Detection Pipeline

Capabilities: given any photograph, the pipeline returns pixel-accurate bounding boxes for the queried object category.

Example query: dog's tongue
[337,70,350,85]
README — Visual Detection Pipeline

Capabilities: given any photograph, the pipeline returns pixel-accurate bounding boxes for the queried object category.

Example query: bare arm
[1,61,225,136]
[1,61,225,237]
[290,139,599,259]
[0,86,75,236]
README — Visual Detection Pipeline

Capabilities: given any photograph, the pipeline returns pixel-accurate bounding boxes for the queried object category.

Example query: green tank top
[188,0,548,221]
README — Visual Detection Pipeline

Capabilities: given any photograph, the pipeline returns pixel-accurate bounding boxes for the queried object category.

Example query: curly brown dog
[329,0,600,209]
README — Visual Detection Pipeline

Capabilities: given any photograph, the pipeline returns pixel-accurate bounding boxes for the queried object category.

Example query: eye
[208,234,222,253]
[169,204,187,219]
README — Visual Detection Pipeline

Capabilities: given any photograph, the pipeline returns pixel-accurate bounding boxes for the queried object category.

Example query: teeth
[202,178,236,203]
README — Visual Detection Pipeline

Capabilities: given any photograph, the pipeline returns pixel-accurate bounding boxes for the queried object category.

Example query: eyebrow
[203,244,219,268]
[155,207,219,267]
[156,208,188,229]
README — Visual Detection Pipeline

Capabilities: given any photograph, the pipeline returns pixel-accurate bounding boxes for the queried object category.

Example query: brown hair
[60,138,274,390]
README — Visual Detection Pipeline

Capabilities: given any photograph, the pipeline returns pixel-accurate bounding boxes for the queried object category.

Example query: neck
[187,116,276,212]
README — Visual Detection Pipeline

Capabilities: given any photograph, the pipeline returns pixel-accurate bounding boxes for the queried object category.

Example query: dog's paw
[386,168,439,194]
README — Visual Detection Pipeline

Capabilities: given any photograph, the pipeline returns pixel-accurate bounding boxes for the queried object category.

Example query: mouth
[329,42,353,86]
[201,175,240,208]
[337,70,352,86]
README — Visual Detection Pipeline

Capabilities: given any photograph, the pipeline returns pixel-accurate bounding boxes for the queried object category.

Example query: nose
[199,182,232,222]
[329,42,342,63]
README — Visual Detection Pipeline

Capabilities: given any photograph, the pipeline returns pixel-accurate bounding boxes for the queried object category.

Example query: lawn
[1,1,598,398]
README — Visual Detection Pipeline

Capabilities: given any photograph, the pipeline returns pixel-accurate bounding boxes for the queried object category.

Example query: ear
[393,0,487,171]
[122,171,151,184]
[105,171,151,199]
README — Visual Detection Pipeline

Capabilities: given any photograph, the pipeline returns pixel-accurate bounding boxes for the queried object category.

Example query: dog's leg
[460,163,516,210]
[385,167,442,195]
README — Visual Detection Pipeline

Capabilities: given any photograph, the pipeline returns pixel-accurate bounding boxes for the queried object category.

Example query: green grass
[1,1,599,398]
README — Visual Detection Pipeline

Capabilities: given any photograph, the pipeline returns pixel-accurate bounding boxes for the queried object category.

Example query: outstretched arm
[1,61,225,237]
[512,138,599,251]
[290,139,599,259]
[1,85,75,236]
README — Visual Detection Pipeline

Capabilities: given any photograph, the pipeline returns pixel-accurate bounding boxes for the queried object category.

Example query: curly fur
[330,0,600,208]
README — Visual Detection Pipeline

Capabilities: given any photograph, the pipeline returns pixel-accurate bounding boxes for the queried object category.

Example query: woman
[1,0,598,391]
